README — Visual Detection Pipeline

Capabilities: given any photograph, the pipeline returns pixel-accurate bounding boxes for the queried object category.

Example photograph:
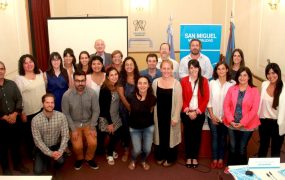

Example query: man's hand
[51,151,62,160]
[89,129,97,137]
[8,112,17,124]
[21,113,27,123]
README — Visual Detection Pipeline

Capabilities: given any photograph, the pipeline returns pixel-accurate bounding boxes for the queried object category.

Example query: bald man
[90,39,112,66]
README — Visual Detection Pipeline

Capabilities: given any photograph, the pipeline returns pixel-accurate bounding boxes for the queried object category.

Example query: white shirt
[189,77,199,110]
[179,53,213,79]
[259,91,278,119]
[157,57,179,79]
[15,73,46,115]
[86,74,106,97]
[207,79,235,120]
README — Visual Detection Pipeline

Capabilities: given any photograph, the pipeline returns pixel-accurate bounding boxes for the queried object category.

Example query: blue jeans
[227,129,253,166]
[129,125,154,162]
[208,117,228,160]
[33,145,65,175]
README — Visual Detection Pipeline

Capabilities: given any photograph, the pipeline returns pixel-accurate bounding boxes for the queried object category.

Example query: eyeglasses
[74,79,86,83]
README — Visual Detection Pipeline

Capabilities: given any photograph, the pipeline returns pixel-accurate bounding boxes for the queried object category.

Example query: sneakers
[87,160,99,170]
[107,156,115,165]
[74,160,83,170]
[14,165,30,174]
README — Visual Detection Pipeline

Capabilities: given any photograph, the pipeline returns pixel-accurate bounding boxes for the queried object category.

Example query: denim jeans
[227,129,253,166]
[208,117,228,160]
[129,125,154,162]
[33,145,65,175]
[258,118,285,157]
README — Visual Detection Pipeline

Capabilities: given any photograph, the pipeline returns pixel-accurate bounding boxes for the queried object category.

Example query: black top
[0,79,23,118]
[127,93,156,129]
[99,86,113,124]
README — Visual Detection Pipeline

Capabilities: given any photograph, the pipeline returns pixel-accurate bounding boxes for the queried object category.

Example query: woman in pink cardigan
[223,67,260,173]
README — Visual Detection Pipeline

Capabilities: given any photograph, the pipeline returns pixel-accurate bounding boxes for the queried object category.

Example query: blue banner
[180,24,222,67]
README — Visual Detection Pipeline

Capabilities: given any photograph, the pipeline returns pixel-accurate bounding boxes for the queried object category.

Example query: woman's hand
[188,111,197,120]
[107,124,115,134]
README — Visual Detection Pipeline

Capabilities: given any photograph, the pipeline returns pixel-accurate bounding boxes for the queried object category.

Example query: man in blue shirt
[140,53,162,83]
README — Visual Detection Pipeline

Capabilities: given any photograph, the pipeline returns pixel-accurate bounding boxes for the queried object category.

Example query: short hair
[111,50,123,58]
[0,61,5,69]
[189,39,202,47]
[212,61,231,81]
[146,53,158,62]
[73,70,86,80]
[42,93,55,103]
[18,54,41,75]
[160,43,171,51]
[89,55,105,73]
[160,59,173,69]
[235,66,255,87]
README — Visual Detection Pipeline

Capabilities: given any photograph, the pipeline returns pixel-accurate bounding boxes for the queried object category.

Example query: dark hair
[46,52,69,84]
[73,70,86,80]
[119,56,140,87]
[235,66,255,87]
[146,53,158,62]
[78,51,90,73]
[88,55,105,73]
[134,76,156,107]
[111,50,123,58]
[229,48,245,69]
[160,43,171,50]
[63,48,77,69]
[102,67,119,91]
[188,59,204,96]
[212,61,231,81]
[189,39,202,48]
[18,54,41,75]
[42,93,55,103]
[0,61,5,69]
[265,63,283,109]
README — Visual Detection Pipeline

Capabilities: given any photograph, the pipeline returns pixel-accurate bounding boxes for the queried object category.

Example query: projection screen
[47,17,128,62]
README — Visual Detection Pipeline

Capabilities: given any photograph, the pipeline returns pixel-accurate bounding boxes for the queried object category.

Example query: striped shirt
[31,111,69,156]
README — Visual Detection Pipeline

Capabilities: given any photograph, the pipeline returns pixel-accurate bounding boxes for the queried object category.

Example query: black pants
[181,113,205,159]
[33,145,65,175]
[258,118,285,157]
[97,127,121,156]
[0,116,23,172]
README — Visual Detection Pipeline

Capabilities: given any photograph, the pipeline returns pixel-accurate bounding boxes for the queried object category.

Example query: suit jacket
[223,85,260,130]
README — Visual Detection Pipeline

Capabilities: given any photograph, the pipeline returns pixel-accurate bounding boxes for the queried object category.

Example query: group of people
[0,38,284,176]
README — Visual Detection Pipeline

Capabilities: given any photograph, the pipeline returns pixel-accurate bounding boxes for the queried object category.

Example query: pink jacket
[223,85,260,130]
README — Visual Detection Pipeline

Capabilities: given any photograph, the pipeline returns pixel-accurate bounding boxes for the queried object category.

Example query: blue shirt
[140,68,162,83]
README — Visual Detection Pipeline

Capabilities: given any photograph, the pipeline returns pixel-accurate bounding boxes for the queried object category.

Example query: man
[140,53,162,83]
[31,93,69,175]
[179,39,213,79]
[0,61,29,175]
[90,39,112,66]
[157,43,179,79]
[62,71,100,170]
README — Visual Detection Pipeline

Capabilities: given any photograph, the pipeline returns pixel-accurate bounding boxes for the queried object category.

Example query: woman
[86,56,106,97]
[105,50,123,72]
[223,67,260,173]
[207,61,235,169]
[117,56,140,162]
[77,51,90,74]
[258,63,285,157]
[180,60,209,168]
[98,67,122,165]
[152,60,182,167]
[63,48,77,87]
[229,49,245,80]
[15,54,46,159]
[44,52,69,111]
[127,76,156,170]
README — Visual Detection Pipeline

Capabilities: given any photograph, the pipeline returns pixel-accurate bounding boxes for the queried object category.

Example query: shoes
[185,159,192,168]
[224,167,230,174]
[122,151,129,162]
[192,159,199,168]
[107,156,115,165]
[211,161,218,169]
[113,151,118,159]
[217,161,224,169]
[162,161,173,167]
[128,161,136,170]
[141,162,150,170]
[156,160,164,165]
[74,160,83,170]
[87,160,99,170]
[14,165,30,174]
[3,169,13,175]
